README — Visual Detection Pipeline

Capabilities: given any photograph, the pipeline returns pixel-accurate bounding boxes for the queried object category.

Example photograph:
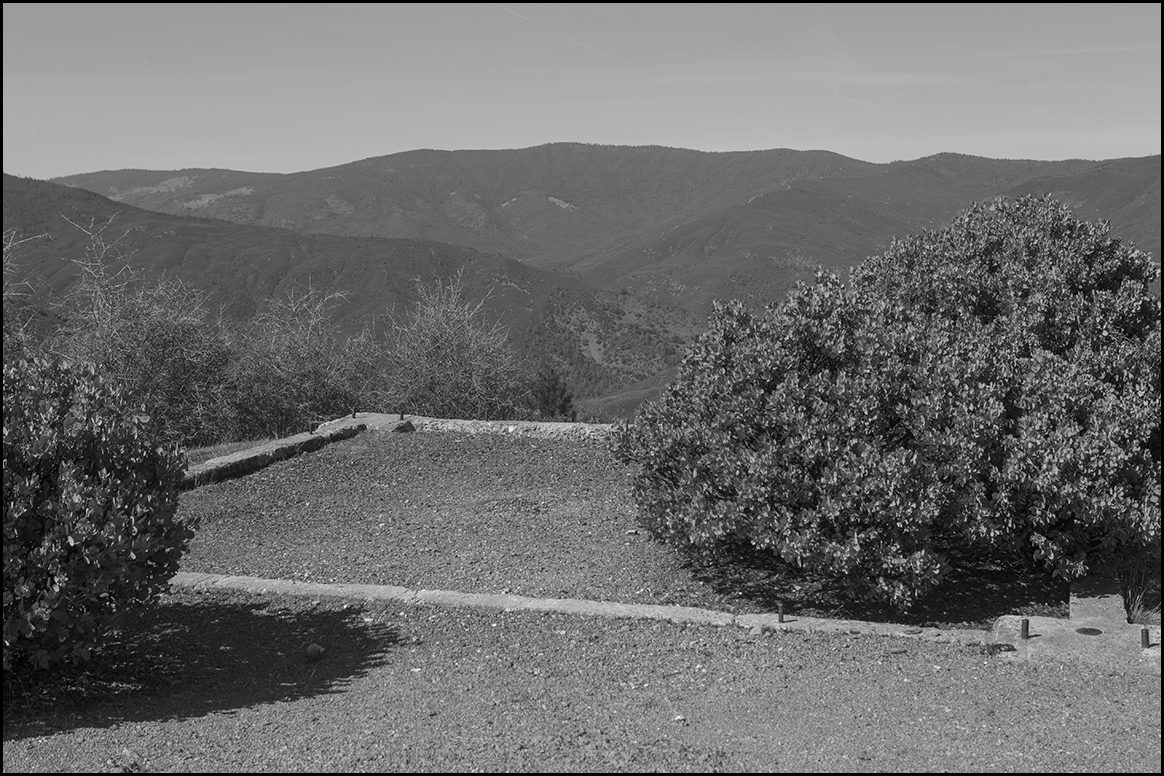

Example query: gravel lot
[4,587,1160,772]
[6,428,1158,772]
[174,428,1070,628]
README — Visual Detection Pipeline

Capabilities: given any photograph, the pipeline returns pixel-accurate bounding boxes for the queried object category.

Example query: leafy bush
[613,196,1160,609]
[3,356,193,672]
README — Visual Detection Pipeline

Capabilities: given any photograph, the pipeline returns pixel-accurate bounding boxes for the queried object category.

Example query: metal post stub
[777,602,784,624]
[1020,618,1030,640]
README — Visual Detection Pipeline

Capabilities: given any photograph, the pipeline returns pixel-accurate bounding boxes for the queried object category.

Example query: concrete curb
[182,423,368,490]
[172,572,1162,673]
[182,413,613,492]
[169,572,990,646]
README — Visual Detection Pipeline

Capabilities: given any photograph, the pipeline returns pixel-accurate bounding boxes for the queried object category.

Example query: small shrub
[48,219,236,447]
[2,229,48,367]
[61,277,236,448]
[1115,540,1161,625]
[386,273,529,420]
[614,196,1160,610]
[3,356,193,673]
[46,218,389,446]
[528,367,577,421]
[227,285,388,438]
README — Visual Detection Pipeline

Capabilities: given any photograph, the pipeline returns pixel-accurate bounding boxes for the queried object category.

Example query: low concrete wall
[315,412,615,440]
[181,412,613,491]
[182,423,367,490]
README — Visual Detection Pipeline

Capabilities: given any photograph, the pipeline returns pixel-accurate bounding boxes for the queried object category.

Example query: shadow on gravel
[2,589,402,741]
[683,545,1070,630]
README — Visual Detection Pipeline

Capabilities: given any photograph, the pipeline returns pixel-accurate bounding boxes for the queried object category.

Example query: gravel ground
[3,587,1160,772]
[175,429,1069,629]
[7,428,1157,772]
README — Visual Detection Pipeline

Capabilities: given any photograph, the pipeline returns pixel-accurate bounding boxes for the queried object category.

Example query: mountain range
[5,144,1160,416]
[55,145,1160,314]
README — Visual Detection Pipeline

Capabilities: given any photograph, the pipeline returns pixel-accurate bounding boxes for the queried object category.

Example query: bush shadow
[683,544,1070,630]
[2,587,403,741]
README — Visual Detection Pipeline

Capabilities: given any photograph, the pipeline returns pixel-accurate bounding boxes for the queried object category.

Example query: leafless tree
[386,271,529,420]
[2,228,49,359]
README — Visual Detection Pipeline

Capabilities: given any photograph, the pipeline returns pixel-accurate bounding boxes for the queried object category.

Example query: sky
[3,3,1161,179]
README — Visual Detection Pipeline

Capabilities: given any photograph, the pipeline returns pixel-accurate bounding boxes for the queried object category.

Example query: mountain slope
[3,174,700,404]
[52,145,884,278]
[576,153,1160,314]
[55,146,1158,317]
[1003,155,1161,263]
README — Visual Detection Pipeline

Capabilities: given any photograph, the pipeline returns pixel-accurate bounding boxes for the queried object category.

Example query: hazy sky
[4,3,1160,179]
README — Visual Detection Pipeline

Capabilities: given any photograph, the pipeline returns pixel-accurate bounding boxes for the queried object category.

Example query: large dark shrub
[3,356,193,672]
[528,366,577,421]
[613,196,1160,609]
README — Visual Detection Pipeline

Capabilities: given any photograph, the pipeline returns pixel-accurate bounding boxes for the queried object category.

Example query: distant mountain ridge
[55,145,1160,316]
[11,145,1159,416]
